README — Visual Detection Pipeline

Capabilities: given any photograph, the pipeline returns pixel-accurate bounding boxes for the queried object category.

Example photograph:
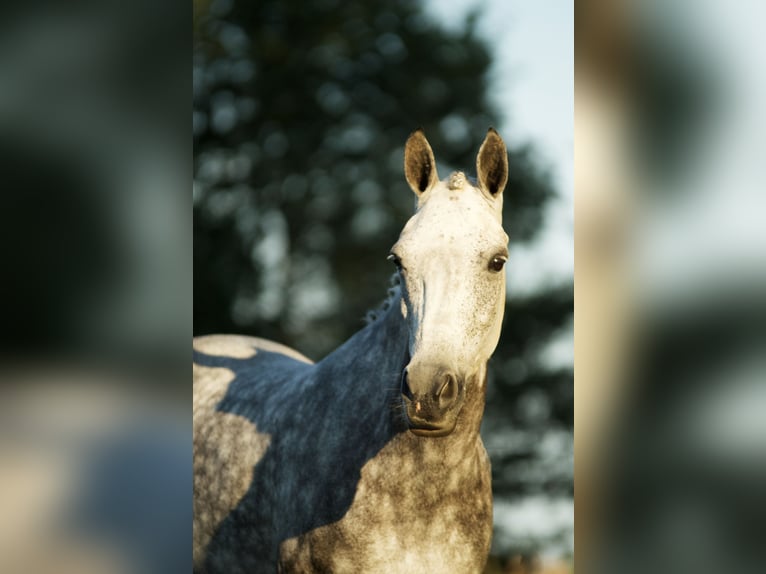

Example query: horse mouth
[409,425,454,437]
[405,416,456,437]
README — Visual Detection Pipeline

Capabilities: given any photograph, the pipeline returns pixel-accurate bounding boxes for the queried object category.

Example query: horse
[193,128,510,573]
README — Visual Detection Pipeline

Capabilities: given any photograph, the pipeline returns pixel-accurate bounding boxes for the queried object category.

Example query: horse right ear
[404,129,439,196]
[476,127,508,198]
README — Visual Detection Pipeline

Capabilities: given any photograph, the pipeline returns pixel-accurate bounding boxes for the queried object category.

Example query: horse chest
[279,443,493,573]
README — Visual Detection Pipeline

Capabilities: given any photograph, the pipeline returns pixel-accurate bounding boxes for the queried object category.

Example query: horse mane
[364,273,402,324]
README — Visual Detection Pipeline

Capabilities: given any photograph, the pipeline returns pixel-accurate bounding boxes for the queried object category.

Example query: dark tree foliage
[194,0,572,558]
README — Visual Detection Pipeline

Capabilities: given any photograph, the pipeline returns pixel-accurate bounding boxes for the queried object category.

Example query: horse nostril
[437,373,459,409]
[401,369,414,401]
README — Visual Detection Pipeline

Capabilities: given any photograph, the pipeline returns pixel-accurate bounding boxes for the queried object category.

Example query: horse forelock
[447,171,467,190]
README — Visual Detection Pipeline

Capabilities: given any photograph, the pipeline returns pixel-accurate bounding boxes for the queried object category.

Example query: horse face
[393,129,509,436]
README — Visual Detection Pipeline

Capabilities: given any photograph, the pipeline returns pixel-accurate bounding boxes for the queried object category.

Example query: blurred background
[0,2,189,574]
[576,1,766,573]
[5,0,763,572]
[193,0,573,570]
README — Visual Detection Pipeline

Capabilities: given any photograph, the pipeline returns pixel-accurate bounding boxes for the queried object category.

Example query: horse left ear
[476,127,508,198]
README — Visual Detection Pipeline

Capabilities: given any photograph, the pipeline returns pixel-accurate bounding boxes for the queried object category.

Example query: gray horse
[194,128,509,573]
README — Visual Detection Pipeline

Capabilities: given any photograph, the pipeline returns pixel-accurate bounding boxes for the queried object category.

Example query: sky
[423,0,574,296]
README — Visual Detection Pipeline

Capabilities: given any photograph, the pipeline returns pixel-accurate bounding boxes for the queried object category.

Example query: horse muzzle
[400,363,465,437]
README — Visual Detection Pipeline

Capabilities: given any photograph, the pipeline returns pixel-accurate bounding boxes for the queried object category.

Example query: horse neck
[316,293,410,421]
[317,292,487,460]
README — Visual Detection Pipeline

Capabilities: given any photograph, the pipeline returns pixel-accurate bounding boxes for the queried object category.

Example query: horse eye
[488,256,507,272]
[387,253,403,270]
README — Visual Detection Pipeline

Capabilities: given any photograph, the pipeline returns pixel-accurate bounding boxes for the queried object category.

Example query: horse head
[393,128,509,437]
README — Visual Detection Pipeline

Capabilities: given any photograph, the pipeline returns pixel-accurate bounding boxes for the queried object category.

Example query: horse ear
[476,127,508,198]
[404,129,439,196]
